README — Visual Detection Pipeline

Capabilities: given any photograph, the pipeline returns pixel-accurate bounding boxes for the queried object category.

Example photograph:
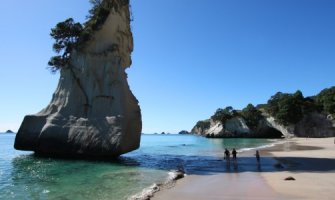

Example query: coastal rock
[294,113,335,137]
[225,117,250,134]
[262,113,335,138]
[191,115,290,138]
[171,170,185,180]
[264,116,295,138]
[14,0,141,157]
[190,126,206,135]
[253,119,284,138]
[205,121,224,137]
[178,130,190,135]
[190,119,211,135]
[284,176,296,181]
[6,130,14,133]
[192,117,251,138]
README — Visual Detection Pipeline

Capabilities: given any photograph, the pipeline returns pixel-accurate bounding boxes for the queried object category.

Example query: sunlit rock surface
[15,0,141,157]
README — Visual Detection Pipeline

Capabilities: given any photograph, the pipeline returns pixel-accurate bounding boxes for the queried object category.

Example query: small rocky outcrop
[284,176,296,181]
[14,0,141,157]
[6,130,14,133]
[178,130,190,135]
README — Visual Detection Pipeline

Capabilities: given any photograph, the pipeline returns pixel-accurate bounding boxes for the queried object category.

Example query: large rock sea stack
[15,0,141,157]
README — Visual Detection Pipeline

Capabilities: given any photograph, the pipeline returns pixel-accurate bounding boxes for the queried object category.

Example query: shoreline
[152,137,335,200]
[130,137,283,200]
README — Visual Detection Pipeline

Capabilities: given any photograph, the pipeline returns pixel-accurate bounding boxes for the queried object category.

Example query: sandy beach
[153,137,335,200]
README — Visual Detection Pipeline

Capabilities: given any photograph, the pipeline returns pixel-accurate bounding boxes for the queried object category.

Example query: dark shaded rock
[178,130,189,135]
[284,176,296,181]
[294,113,335,137]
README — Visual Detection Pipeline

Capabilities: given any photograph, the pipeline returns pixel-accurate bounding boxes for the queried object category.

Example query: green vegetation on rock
[48,18,83,72]
[266,90,305,125]
[241,103,263,128]
[48,0,130,72]
[315,86,335,116]
[194,120,211,131]
[211,106,239,127]
[192,86,334,137]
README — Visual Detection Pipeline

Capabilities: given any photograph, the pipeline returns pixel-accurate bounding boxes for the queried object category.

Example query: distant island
[2,130,14,134]
[190,86,335,138]
[178,130,190,135]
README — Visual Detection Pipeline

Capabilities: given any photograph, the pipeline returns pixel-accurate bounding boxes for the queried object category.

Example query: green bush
[210,106,240,126]
[48,0,126,72]
[315,86,335,115]
[195,120,210,131]
[48,18,83,72]
[266,90,304,125]
[241,103,263,128]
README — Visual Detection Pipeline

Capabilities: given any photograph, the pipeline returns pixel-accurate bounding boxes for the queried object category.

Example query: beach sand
[153,137,335,200]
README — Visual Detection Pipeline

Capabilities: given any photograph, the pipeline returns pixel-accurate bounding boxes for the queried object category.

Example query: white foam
[42,190,50,194]
[128,170,185,200]
[128,183,160,200]
[238,139,286,153]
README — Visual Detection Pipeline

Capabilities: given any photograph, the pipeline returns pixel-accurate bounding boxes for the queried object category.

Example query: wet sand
[153,137,335,200]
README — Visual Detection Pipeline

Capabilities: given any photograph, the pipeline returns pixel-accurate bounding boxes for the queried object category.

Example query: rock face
[263,113,335,138]
[14,1,141,157]
[178,130,190,135]
[264,116,295,138]
[225,117,250,134]
[192,117,251,138]
[294,113,335,137]
[191,112,335,138]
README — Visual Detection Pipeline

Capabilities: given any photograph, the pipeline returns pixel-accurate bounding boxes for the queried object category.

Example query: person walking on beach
[255,150,260,163]
[232,148,237,160]
[232,148,238,169]
[224,148,230,162]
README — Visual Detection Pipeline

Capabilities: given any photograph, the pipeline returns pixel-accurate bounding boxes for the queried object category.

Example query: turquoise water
[0,134,274,200]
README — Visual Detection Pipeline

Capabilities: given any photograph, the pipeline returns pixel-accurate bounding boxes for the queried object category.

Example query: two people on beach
[224,148,238,169]
[225,148,260,163]
[224,148,237,161]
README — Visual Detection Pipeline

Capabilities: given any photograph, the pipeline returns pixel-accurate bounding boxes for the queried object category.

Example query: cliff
[14,0,141,157]
[191,87,335,138]
[191,112,335,138]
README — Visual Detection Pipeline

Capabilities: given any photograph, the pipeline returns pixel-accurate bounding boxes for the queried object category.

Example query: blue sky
[0,0,334,133]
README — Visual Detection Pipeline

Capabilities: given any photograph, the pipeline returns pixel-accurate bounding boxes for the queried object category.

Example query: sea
[0,133,279,200]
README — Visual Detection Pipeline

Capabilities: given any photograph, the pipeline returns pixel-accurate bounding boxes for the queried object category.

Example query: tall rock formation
[15,0,141,157]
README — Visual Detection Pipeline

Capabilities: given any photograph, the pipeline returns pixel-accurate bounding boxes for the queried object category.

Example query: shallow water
[0,134,274,200]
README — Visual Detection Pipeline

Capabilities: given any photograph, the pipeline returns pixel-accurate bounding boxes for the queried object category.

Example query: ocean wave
[128,170,185,200]
[238,139,286,153]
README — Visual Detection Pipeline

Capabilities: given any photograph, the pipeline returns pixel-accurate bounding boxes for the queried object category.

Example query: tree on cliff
[48,18,83,72]
[194,120,211,132]
[48,0,113,72]
[241,104,263,128]
[266,90,304,125]
[316,86,335,116]
[211,106,238,127]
